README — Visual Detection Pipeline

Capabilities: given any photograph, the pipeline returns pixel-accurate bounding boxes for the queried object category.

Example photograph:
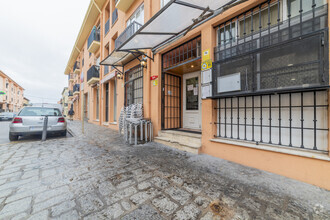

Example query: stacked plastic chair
[119,103,153,145]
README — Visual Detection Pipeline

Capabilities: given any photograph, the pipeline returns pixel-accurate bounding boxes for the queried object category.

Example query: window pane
[239,4,278,37]
[289,0,326,18]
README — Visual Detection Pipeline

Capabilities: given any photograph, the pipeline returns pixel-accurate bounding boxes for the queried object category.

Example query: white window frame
[161,0,171,8]
[126,3,144,26]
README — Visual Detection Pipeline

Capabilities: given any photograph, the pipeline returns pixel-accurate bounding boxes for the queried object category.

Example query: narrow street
[0,121,329,219]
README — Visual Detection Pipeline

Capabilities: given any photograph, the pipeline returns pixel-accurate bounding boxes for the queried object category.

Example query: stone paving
[0,121,329,219]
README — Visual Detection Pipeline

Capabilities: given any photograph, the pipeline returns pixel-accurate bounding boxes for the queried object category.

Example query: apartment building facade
[61,87,69,117]
[64,0,330,189]
[0,70,24,113]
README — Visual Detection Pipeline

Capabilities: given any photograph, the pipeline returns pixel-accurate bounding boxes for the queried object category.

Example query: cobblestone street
[0,121,329,219]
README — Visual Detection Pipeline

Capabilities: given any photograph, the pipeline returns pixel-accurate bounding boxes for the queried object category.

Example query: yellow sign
[201,59,212,71]
[153,79,158,86]
[202,49,210,61]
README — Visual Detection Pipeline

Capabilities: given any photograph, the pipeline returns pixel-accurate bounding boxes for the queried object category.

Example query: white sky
[0,0,90,103]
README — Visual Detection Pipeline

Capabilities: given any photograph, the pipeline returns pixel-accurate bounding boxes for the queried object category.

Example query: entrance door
[183,71,201,130]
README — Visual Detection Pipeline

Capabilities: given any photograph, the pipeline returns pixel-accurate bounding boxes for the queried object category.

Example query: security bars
[125,65,143,106]
[215,90,329,152]
[162,36,201,70]
[161,73,181,130]
[213,0,329,97]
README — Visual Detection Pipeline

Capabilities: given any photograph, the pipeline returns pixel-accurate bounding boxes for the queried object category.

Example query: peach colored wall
[67,0,330,190]
[0,71,24,112]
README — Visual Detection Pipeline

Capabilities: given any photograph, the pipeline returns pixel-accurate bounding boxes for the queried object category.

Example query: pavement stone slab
[0,121,328,219]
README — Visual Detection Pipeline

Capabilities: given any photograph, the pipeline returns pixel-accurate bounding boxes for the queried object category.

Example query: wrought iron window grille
[215,89,329,152]
[125,65,143,106]
[212,0,329,97]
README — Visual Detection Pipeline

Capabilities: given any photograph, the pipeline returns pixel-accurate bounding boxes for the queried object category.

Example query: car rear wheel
[61,130,67,136]
[9,133,19,141]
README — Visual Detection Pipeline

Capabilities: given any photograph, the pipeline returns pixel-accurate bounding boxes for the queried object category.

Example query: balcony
[73,61,80,74]
[68,74,74,82]
[87,27,100,54]
[105,18,110,36]
[115,0,134,12]
[112,8,118,26]
[87,65,100,85]
[115,21,142,50]
[73,84,80,95]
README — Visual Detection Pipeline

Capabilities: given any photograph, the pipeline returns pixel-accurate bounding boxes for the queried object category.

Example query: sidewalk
[67,121,330,219]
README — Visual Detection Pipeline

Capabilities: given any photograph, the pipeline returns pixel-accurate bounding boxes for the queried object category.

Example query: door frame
[182,71,201,130]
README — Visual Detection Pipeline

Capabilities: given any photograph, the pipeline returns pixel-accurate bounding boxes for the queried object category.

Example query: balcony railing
[73,61,80,73]
[112,8,118,26]
[69,73,75,81]
[104,66,109,75]
[87,27,100,52]
[73,84,80,93]
[87,65,100,84]
[105,18,110,36]
[115,21,142,49]
[212,3,329,97]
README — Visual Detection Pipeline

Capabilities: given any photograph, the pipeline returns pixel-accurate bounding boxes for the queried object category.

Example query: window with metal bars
[162,36,201,70]
[125,65,143,106]
[215,90,328,152]
[213,0,329,97]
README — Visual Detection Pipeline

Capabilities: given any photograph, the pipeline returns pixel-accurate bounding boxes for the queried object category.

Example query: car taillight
[12,117,22,124]
[58,117,65,123]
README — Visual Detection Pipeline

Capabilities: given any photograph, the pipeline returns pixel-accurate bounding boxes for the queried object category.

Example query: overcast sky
[0,0,90,103]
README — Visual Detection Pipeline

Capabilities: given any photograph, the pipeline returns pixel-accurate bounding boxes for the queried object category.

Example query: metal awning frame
[116,0,216,52]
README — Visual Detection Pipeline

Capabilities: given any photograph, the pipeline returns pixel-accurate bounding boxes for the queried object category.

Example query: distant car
[0,112,16,121]
[9,107,67,141]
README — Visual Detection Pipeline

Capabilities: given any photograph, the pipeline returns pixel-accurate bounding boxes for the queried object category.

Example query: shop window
[216,90,328,152]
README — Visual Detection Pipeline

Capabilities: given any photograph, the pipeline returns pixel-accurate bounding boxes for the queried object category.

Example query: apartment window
[125,65,143,106]
[217,23,236,46]
[127,3,144,26]
[288,0,326,17]
[161,0,171,8]
[239,3,279,38]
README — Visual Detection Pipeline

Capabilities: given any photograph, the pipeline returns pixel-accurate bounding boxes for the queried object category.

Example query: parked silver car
[0,112,16,121]
[9,107,67,141]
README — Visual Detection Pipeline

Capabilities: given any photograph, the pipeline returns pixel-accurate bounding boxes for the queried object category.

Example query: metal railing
[87,27,100,49]
[115,21,142,49]
[73,84,80,93]
[73,61,80,72]
[87,65,100,82]
[212,1,329,97]
[112,8,118,26]
[105,18,110,36]
[215,89,329,152]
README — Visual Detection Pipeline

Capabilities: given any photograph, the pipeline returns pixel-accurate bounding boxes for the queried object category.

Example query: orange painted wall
[66,0,330,190]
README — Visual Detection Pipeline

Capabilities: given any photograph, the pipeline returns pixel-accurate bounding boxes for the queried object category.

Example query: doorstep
[154,130,201,154]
